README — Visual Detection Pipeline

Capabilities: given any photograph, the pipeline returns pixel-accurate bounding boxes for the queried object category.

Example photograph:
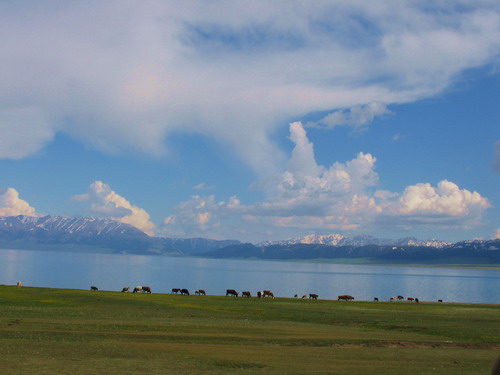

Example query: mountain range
[0,215,499,264]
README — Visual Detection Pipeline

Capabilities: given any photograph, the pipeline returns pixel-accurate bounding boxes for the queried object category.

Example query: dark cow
[407,297,415,302]
[338,295,354,301]
[257,291,262,298]
[397,295,404,301]
[294,294,298,298]
[415,298,419,303]
[242,291,251,298]
[180,288,189,296]
[309,293,318,300]
[90,286,98,291]
[195,289,206,296]
[301,295,307,299]
[171,288,181,294]
[373,297,379,302]
[226,289,238,297]
[263,290,274,298]
[438,299,443,303]
[121,286,130,292]
[142,286,152,294]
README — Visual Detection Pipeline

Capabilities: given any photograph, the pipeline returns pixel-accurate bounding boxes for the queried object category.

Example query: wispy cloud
[1,2,499,176]
[306,102,392,131]
[192,183,215,191]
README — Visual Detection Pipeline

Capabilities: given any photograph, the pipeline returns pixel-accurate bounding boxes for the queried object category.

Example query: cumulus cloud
[307,102,392,131]
[493,140,500,172]
[73,181,155,235]
[1,2,500,175]
[162,122,490,241]
[0,188,37,217]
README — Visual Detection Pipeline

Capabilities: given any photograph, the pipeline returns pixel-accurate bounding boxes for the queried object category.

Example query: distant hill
[204,239,500,264]
[1,215,499,264]
[0,215,239,255]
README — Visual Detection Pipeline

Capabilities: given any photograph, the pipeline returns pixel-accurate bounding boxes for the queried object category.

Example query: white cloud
[0,188,37,217]
[161,122,490,241]
[493,140,500,172]
[494,228,500,239]
[1,2,500,175]
[73,181,155,235]
[307,102,392,131]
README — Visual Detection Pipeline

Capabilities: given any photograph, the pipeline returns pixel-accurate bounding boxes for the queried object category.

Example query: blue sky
[0,1,499,243]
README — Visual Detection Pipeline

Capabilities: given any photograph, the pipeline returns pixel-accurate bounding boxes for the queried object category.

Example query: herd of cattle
[88,285,436,303]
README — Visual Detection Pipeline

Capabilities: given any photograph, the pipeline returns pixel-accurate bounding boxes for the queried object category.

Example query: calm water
[1,249,499,304]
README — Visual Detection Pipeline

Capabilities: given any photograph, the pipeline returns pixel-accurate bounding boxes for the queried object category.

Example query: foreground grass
[1,286,499,374]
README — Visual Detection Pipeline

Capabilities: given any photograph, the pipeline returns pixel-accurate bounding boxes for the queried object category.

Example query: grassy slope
[1,286,499,375]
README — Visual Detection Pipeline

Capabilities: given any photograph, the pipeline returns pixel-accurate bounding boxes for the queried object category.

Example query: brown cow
[242,291,251,298]
[338,295,354,301]
[309,293,318,300]
[407,297,415,302]
[263,290,274,298]
[195,289,206,295]
[142,286,152,294]
[90,286,98,291]
[171,288,181,294]
[226,289,238,297]
[121,286,130,292]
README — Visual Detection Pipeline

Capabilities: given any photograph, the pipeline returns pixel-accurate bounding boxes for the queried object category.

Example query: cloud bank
[1,1,500,175]
[0,188,37,217]
[161,123,490,241]
[73,181,155,235]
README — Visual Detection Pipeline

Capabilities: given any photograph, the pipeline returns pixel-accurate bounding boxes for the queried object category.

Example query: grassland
[1,285,499,374]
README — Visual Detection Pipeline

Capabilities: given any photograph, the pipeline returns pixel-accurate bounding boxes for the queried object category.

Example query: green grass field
[1,285,499,374]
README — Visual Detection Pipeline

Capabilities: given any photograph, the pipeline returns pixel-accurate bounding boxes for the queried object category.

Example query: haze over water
[2,249,499,304]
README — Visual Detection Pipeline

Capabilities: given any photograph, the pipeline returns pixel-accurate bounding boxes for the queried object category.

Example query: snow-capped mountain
[0,215,149,240]
[258,234,451,248]
[0,215,239,254]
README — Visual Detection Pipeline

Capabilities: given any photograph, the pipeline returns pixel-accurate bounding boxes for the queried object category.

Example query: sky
[0,1,499,244]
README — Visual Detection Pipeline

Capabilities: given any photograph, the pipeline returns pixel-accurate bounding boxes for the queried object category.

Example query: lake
[1,248,499,304]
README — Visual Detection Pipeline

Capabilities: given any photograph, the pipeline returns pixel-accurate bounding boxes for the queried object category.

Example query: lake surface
[1,248,499,304]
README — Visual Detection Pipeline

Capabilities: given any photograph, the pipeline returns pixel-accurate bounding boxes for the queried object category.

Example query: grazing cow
[121,286,130,292]
[263,290,274,298]
[242,291,251,298]
[294,294,298,298]
[180,288,189,295]
[90,286,98,291]
[338,295,354,301]
[309,293,318,300]
[397,295,404,301]
[142,286,152,294]
[438,299,443,303]
[195,289,206,296]
[373,297,379,302]
[390,296,397,302]
[17,281,22,288]
[257,291,262,298]
[415,298,419,303]
[226,289,238,297]
[407,297,415,302]
[171,288,181,294]
[301,295,307,299]
[133,286,143,293]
